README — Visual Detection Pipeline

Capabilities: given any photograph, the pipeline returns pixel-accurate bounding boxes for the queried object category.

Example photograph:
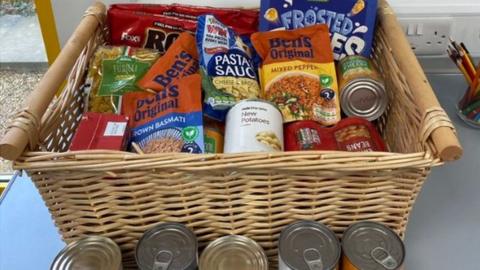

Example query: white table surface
[1,74,478,270]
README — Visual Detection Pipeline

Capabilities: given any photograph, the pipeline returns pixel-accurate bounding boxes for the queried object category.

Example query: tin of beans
[51,236,122,270]
[135,223,198,270]
[338,55,388,121]
[342,221,405,270]
[199,235,268,270]
[333,117,386,152]
[278,220,341,270]
[224,99,284,153]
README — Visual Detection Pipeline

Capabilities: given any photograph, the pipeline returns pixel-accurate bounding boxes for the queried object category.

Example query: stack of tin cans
[50,221,404,270]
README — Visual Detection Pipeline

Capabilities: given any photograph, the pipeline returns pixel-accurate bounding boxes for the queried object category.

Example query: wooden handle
[378,0,463,161]
[0,2,106,161]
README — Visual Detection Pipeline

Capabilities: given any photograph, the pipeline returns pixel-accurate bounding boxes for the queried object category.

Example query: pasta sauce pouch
[196,15,260,121]
[252,24,340,125]
[122,74,204,154]
[137,33,199,92]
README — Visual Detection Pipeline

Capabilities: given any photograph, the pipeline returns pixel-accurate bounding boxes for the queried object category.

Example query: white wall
[51,0,480,46]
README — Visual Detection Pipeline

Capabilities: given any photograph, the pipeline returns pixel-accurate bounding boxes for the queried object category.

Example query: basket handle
[0,2,106,161]
[378,0,463,161]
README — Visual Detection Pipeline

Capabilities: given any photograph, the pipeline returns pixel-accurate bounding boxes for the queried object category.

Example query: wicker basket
[0,1,462,269]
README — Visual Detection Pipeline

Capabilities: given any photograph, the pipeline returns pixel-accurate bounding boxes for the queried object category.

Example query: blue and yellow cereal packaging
[259,0,378,60]
[196,14,260,121]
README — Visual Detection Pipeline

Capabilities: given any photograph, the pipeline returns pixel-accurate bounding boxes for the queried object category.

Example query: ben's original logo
[268,36,314,59]
[121,32,140,43]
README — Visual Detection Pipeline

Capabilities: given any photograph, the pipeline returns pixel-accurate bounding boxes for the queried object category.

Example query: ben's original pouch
[196,14,260,121]
[252,24,340,125]
[259,0,378,60]
[137,32,199,92]
[122,74,204,154]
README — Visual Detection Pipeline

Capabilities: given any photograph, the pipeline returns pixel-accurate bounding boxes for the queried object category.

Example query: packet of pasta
[85,46,159,113]
[137,32,199,92]
[251,24,340,125]
[196,14,260,121]
[121,74,204,154]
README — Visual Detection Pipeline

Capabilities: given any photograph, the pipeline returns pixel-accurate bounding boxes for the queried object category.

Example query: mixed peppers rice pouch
[196,14,260,121]
[251,24,340,125]
[137,33,199,92]
[122,74,204,154]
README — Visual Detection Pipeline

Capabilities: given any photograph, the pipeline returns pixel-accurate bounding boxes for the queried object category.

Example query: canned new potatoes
[338,55,388,121]
[224,99,284,153]
[135,223,198,270]
[199,235,268,270]
[279,221,341,270]
[50,236,122,270]
[342,221,405,270]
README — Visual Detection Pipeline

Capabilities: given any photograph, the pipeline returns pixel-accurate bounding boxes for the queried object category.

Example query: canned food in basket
[342,221,405,270]
[224,99,284,153]
[50,236,122,270]
[204,117,224,153]
[279,220,341,270]
[199,235,268,270]
[284,121,336,151]
[135,223,198,270]
[338,55,388,121]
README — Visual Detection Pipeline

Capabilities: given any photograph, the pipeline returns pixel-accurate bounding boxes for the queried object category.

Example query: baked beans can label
[224,100,284,153]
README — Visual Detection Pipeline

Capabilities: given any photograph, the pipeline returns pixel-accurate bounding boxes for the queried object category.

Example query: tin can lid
[199,235,268,270]
[278,220,341,270]
[342,221,405,270]
[341,78,388,121]
[50,236,122,270]
[230,98,283,114]
[135,223,198,270]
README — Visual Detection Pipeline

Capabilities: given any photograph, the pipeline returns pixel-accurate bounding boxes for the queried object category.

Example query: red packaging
[333,117,386,152]
[108,8,197,54]
[284,121,336,151]
[109,3,259,36]
[284,117,387,152]
[69,112,130,151]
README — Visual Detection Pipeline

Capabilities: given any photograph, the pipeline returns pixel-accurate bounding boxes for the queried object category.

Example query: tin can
[224,99,284,153]
[204,117,224,153]
[338,55,388,121]
[199,235,268,270]
[135,223,198,270]
[50,236,122,270]
[342,221,405,270]
[278,220,341,270]
[284,121,336,151]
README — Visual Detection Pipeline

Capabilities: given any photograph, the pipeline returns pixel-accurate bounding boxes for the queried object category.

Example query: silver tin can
[50,236,122,270]
[341,221,405,270]
[278,221,341,270]
[224,99,284,153]
[135,223,198,270]
[199,235,268,270]
[338,56,388,121]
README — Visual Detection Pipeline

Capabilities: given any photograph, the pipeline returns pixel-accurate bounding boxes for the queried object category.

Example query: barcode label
[104,122,127,136]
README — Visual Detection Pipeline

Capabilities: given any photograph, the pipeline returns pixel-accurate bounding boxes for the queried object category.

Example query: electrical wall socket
[398,17,453,56]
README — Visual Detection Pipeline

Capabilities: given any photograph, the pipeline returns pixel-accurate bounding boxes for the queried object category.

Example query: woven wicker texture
[4,1,460,269]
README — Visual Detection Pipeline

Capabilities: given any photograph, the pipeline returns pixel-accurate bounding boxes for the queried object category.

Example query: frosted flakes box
[259,0,378,60]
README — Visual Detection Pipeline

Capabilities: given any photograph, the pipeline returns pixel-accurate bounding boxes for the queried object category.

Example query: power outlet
[399,17,453,56]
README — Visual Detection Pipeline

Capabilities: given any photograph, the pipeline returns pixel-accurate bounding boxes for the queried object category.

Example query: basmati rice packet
[196,14,260,121]
[122,34,204,154]
[251,24,340,125]
[85,46,159,113]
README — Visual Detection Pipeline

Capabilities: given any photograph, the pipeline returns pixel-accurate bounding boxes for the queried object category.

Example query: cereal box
[259,0,378,60]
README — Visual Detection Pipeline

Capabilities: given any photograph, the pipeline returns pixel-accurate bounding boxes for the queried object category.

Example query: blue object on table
[0,172,65,270]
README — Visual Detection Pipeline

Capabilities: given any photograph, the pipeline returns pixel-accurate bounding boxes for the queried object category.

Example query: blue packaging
[259,0,378,60]
[196,14,261,121]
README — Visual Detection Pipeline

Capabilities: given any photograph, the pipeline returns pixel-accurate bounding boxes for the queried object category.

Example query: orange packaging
[137,32,199,92]
[251,24,340,125]
[122,74,204,153]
